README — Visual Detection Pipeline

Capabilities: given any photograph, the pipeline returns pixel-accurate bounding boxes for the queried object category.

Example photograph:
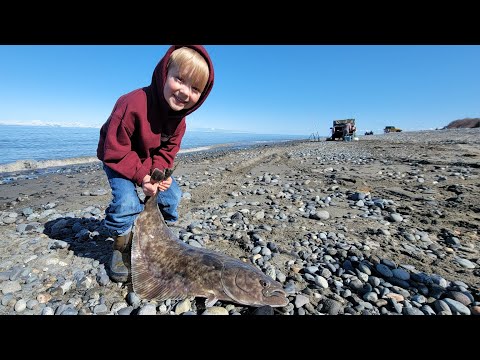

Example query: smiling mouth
[173,95,187,104]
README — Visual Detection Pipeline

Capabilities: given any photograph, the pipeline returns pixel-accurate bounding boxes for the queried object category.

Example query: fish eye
[260,280,268,287]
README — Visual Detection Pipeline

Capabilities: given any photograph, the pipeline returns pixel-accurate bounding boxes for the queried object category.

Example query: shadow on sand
[43,216,113,267]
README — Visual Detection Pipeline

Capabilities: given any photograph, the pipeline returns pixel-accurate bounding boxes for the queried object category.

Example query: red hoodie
[97,45,215,186]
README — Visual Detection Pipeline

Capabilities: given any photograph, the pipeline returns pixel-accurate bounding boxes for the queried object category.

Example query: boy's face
[163,65,203,111]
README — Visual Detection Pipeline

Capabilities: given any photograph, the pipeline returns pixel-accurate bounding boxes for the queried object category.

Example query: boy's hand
[157,176,172,192]
[142,175,159,197]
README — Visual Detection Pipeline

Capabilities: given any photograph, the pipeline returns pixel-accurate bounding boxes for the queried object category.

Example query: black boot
[109,231,133,283]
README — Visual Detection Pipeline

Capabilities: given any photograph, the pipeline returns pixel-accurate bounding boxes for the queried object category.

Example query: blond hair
[167,47,209,93]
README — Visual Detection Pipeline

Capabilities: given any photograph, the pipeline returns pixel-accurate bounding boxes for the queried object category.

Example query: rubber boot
[109,231,133,283]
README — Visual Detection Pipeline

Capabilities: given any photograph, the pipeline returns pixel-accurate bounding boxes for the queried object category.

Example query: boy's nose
[178,84,191,98]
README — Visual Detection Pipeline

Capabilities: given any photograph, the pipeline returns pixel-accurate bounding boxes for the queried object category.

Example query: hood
[149,45,215,120]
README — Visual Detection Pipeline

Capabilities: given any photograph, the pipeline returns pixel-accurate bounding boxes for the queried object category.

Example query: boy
[97,45,215,282]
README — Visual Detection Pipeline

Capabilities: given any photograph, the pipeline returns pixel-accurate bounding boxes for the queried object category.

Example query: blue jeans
[102,164,182,236]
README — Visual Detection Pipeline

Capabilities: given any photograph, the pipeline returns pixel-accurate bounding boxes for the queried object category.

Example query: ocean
[0,125,306,171]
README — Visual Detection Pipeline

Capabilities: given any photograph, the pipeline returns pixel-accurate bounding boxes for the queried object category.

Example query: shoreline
[0,139,307,181]
[3,127,479,175]
[0,123,308,170]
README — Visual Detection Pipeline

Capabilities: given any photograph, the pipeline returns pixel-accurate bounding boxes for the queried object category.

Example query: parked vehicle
[384,126,402,133]
[327,119,356,141]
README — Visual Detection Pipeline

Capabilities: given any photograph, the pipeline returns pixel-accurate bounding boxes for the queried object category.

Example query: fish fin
[131,234,190,301]
[131,254,186,301]
[131,197,190,301]
[205,293,218,308]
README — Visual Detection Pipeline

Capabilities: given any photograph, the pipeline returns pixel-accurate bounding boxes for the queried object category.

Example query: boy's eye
[175,77,183,83]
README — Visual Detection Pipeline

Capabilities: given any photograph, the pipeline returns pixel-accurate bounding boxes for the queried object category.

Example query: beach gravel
[0,128,479,315]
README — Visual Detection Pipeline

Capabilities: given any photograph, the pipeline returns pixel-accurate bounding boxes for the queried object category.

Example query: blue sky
[0,45,479,135]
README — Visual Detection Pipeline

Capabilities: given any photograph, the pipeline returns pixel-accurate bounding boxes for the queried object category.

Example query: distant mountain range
[0,120,98,128]
[0,122,305,136]
[444,118,480,129]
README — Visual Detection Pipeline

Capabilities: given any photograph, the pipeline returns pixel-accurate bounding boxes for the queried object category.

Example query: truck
[327,118,356,141]
[384,126,402,133]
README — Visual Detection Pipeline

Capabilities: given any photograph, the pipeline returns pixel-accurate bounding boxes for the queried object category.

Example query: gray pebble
[14,299,27,312]
[403,307,424,315]
[376,264,393,278]
[442,298,471,315]
[126,292,141,307]
[117,306,134,315]
[138,304,157,315]
[42,307,54,315]
[26,299,39,310]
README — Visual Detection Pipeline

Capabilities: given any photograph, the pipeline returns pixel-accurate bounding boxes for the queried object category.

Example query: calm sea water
[0,125,306,165]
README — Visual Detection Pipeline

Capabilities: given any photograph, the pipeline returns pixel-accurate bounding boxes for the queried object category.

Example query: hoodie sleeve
[100,103,152,186]
[151,118,186,173]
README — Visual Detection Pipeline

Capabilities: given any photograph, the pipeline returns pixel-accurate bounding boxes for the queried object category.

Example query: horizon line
[0,121,310,137]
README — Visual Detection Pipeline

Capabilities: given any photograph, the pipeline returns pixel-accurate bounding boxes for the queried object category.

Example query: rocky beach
[0,128,479,315]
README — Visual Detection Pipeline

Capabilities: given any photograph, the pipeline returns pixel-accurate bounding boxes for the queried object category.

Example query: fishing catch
[131,195,289,308]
